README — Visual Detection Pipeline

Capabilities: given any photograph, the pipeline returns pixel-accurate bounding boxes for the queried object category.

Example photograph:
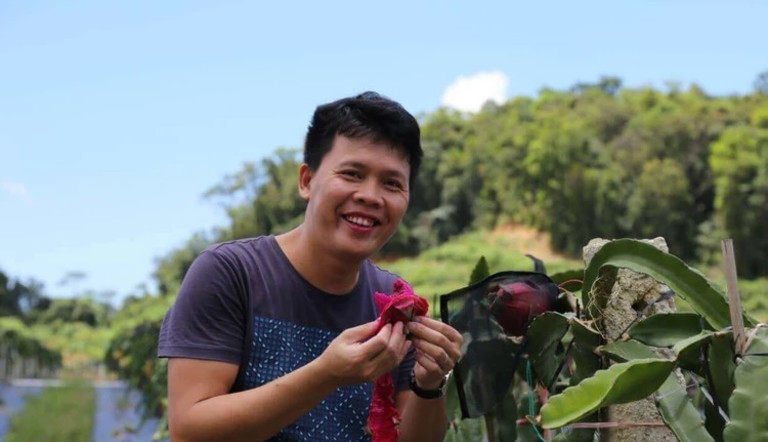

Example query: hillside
[378,225,768,322]
[377,224,581,315]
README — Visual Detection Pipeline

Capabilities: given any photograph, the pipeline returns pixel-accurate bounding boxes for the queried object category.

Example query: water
[92,381,161,442]
[0,384,43,441]
[0,380,161,442]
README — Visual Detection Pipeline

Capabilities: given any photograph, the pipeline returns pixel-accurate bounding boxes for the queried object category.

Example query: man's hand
[406,317,463,390]
[317,320,411,386]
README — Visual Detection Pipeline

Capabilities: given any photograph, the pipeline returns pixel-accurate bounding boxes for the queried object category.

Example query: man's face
[299,135,411,261]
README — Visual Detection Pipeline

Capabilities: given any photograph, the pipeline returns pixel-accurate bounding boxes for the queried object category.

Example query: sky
[1,0,766,304]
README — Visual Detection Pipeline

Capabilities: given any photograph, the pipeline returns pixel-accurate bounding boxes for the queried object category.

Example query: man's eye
[342,170,361,178]
[385,180,404,190]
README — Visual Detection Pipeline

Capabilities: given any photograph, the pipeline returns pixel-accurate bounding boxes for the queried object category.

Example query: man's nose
[354,179,383,207]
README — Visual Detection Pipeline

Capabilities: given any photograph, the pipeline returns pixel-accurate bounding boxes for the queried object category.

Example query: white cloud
[1,179,29,199]
[441,71,509,113]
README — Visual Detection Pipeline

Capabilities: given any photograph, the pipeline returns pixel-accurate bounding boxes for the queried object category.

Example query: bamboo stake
[721,239,746,355]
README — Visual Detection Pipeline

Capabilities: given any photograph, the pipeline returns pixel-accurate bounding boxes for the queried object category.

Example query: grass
[6,382,96,442]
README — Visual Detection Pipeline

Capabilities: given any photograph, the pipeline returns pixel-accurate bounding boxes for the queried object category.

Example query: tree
[710,125,768,277]
[754,70,768,94]
[0,270,47,319]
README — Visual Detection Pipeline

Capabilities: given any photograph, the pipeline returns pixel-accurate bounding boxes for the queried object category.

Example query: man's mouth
[342,215,379,227]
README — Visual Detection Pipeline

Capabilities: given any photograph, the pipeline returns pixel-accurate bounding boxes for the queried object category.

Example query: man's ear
[298,163,313,201]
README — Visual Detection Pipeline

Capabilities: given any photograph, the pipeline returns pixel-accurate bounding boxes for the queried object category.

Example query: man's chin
[334,238,382,261]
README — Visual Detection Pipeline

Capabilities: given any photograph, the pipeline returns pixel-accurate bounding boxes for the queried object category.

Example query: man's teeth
[346,216,374,227]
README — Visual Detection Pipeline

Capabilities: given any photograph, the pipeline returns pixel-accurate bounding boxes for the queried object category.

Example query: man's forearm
[172,360,338,442]
[398,393,449,442]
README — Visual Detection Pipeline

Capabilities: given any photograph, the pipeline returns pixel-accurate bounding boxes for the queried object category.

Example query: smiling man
[158,92,463,442]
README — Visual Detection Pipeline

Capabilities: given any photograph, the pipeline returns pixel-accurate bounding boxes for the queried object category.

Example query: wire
[526,360,547,442]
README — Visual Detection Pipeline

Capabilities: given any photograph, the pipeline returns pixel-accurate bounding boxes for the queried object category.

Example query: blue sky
[1,1,766,304]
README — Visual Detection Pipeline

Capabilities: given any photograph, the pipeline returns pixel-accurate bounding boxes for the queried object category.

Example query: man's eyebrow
[337,161,407,180]
[338,161,366,169]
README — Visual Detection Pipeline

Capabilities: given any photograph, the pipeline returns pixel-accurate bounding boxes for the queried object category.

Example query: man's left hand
[406,317,463,390]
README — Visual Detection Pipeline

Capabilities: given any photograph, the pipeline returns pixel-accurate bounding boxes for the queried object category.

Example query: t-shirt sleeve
[157,249,246,364]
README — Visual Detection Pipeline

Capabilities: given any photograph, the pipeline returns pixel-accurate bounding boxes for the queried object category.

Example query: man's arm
[168,357,337,442]
[396,390,449,442]
[167,321,410,442]
[397,316,463,442]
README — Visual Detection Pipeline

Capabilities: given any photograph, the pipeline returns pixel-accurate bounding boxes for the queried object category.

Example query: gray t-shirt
[158,235,415,441]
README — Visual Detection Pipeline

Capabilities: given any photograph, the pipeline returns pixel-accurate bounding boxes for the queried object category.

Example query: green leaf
[569,318,601,350]
[582,239,739,330]
[707,333,736,413]
[527,312,570,386]
[628,313,707,347]
[469,256,490,285]
[597,341,713,442]
[571,342,600,386]
[673,332,716,371]
[602,339,659,362]
[550,269,584,293]
[656,374,715,442]
[704,400,726,442]
[540,358,674,429]
[724,328,768,442]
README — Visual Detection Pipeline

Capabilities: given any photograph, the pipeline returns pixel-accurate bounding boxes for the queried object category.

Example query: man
[158,92,462,441]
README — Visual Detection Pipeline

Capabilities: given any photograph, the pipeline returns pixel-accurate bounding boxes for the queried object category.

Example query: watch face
[440,371,451,394]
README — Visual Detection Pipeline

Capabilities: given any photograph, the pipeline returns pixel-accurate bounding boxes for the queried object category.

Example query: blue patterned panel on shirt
[244,316,373,441]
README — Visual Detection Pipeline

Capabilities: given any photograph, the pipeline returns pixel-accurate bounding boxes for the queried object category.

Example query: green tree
[710,125,768,277]
[625,158,697,257]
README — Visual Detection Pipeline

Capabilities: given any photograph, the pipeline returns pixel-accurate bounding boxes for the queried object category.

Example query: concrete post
[583,237,676,442]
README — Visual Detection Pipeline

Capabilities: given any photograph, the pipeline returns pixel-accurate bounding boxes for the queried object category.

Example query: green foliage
[601,339,657,362]
[708,333,736,412]
[6,382,95,442]
[468,256,490,285]
[656,374,715,442]
[29,297,111,327]
[0,317,62,371]
[603,340,714,442]
[442,238,766,441]
[627,313,708,347]
[599,340,714,442]
[105,296,172,420]
[527,312,569,387]
[723,328,768,442]
[710,125,768,278]
[0,269,46,319]
[106,319,167,419]
[540,359,675,429]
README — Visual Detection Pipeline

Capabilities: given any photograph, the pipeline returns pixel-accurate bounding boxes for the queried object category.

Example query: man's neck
[275,227,362,295]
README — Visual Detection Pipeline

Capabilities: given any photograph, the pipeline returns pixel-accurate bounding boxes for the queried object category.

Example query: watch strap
[409,371,446,399]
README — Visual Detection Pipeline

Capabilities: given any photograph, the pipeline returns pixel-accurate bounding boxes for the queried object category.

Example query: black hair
[303,91,422,189]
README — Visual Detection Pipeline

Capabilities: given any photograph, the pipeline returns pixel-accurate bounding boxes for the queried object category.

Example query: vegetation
[5,382,96,442]
[442,240,767,441]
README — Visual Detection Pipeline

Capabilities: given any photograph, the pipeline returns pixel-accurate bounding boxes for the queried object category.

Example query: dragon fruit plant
[441,240,767,442]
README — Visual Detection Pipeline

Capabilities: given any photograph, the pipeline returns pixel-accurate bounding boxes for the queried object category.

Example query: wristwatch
[409,370,450,399]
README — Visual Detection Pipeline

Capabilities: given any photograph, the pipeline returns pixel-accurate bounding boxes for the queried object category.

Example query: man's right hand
[317,320,411,386]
